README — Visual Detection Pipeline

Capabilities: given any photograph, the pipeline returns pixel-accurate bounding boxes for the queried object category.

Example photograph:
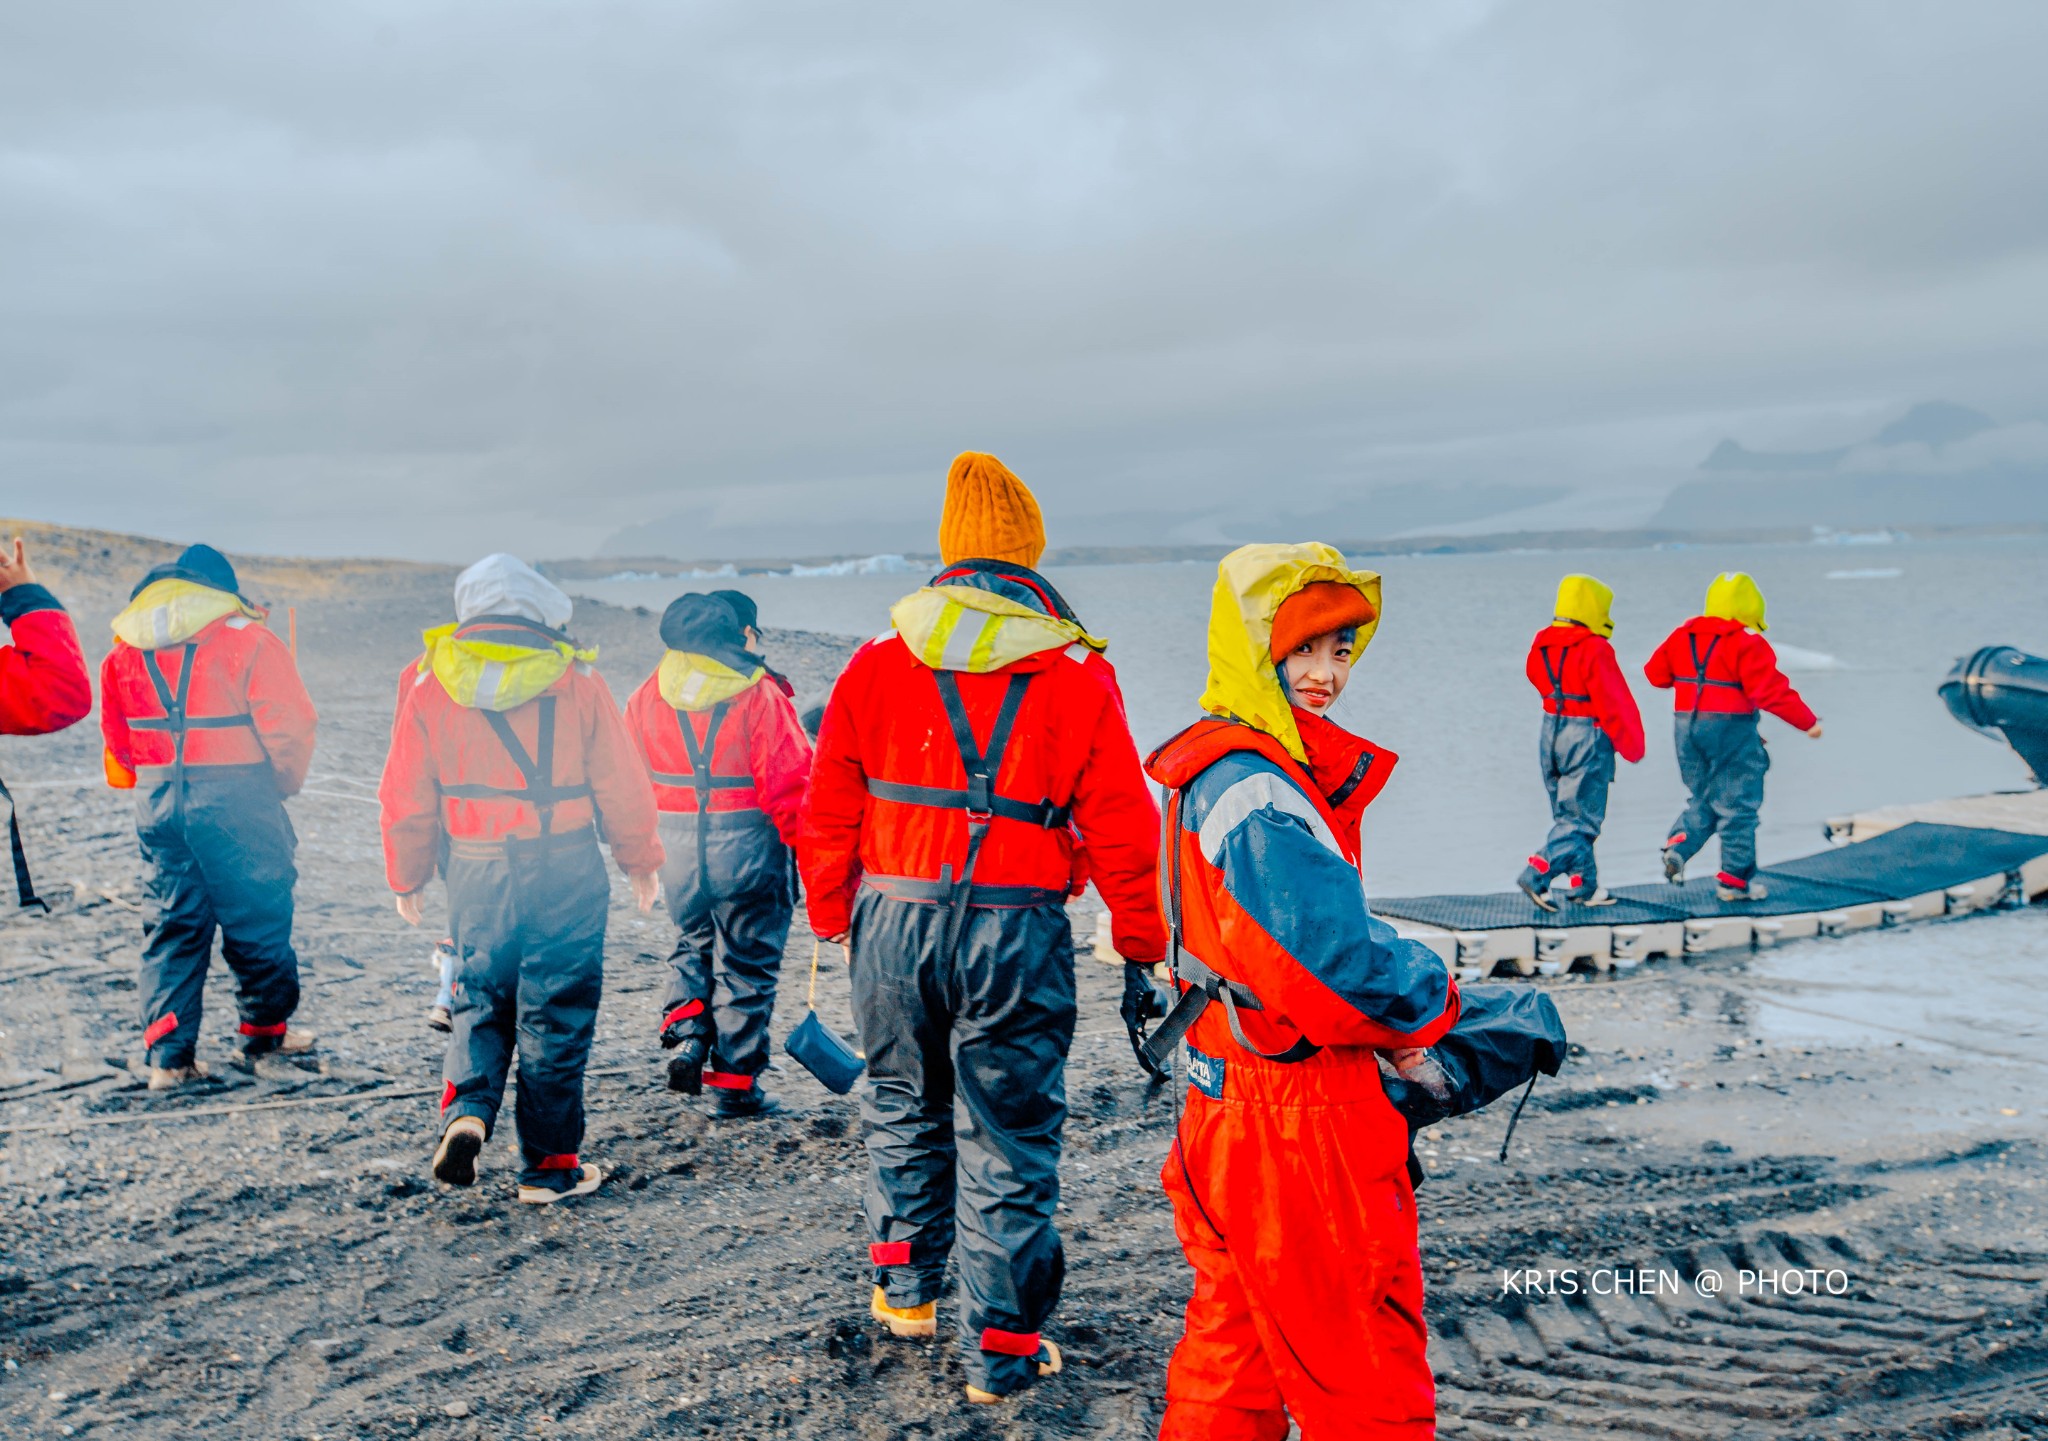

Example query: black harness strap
[674,701,731,896]
[141,645,197,810]
[1327,749,1377,810]
[1537,646,1592,709]
[1140,786,1320,1072]
[451,697,594,835]
[0,772,47,913]
[1682,633,1746,713]
[861,671,1060,958]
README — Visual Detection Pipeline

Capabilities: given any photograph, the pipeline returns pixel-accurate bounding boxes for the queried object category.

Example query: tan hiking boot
[870,1286,936,1339]
[432,1115,487,1187]
[964,1340,1063,1404]
[147,1060,209,1091]
[516,1162,605,1205]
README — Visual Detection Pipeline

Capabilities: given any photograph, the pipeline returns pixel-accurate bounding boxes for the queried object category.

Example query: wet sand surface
[2,527,2044,1440]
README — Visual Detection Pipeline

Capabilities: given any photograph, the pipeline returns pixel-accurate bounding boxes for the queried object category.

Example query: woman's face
[1282,629,1354,713]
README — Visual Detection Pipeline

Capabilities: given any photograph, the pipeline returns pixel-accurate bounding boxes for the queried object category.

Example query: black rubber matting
[1375,822,2048,932]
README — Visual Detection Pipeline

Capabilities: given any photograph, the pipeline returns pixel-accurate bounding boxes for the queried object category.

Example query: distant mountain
[1700,438,1849,472]
[1653,401,2048,532]
[1873,401,1995,449]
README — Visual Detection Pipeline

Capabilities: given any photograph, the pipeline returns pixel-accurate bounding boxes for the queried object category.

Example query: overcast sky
[5,2,2047,561]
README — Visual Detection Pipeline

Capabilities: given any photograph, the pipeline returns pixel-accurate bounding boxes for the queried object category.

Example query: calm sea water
[575,535,2048,898]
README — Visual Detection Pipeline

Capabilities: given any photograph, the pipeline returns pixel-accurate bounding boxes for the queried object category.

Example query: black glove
[1120,963,1172,1082]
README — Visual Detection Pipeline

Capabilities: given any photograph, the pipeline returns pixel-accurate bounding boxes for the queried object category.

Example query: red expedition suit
[626,667,811,1091]
[1644,617,1817,886]
[1518,624,1644,898]
[0,580,91,910]
[102,586,318,1068]
[379,619,663,1182]
[800,559,1165,1398]
[1146,710,1460,1441]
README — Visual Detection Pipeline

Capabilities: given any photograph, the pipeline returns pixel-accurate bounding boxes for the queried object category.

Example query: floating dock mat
[1376,822,2048,933]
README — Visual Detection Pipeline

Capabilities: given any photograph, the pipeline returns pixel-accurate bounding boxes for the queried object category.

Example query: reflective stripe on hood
[657,651,765,712]
[891,583,1104,674]
[111,579,263,651]
[420,618,598,712]
[1201,542,1382,765]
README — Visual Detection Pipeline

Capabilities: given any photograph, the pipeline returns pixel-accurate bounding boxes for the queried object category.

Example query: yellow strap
[808,938,821,1012]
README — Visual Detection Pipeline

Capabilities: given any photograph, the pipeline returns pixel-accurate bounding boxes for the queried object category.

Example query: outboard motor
[1941,646,2048,784]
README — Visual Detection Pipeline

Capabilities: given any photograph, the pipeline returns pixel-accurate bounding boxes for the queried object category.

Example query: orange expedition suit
[1145,544,1460,1440]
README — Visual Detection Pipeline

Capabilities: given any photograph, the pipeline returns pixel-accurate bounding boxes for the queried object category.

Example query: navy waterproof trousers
[1666,712,1769,883]
[849,889,1076,1396]
[657,811,792,1085]
[441,830,609,1178]
[137,768,300,1068]
[1531,715,1616,892]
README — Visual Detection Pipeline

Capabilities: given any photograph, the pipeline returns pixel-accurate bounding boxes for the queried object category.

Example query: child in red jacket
[1644,572,1822,901]
[1516,575,1644,910]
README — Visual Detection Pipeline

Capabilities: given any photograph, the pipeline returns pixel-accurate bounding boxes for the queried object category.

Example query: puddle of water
[1751,905,2048,1065]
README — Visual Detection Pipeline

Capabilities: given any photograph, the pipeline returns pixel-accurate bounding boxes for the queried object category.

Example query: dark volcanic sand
[2,526,2044,1440]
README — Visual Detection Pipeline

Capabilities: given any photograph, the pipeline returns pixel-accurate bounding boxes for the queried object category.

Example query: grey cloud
[4,2,2047,559]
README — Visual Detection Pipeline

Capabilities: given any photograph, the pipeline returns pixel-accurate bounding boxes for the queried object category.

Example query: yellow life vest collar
[420,619,598,712]
[657,650,765,712]
[891,583,1105,674]
[111,579,265,651]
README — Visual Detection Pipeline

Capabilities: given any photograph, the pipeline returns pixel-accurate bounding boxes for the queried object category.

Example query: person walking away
[0,536,93,911]
[1145,542,1461,1441]
[628,593,812,1117]
[99,545,317,1090]
[801,452,1166,1404]
[379,555,664,1203]
[1515,574,1644,910]
[1645,571,1821,901]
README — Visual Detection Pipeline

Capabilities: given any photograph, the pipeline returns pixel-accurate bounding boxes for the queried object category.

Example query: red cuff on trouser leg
[1716,871,1747,889]
[1526,855,1549,873]
[536,1154,580,1171]
[238,1020,288,1037]
[662,1000,705,1030]
[439,1081,457,1112]
[870,1242,911,1267]
[979,1327,1043,1357]
[143,1013,179,1048]
[701,1071,754,1091]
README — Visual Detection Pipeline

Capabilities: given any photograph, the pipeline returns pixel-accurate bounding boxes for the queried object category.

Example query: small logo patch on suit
[1186,1044,1225,1100]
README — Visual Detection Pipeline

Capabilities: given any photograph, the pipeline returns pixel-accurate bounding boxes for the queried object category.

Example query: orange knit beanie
[937,452,1046,568]
[1270,581,1378,661]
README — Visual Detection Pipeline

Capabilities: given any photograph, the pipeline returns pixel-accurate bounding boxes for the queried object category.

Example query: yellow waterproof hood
[657,651,765,712]
[891,583,1105,674]
[419,622,598,712]
[1553,574,1615,637]
[1703,572,1768,632]
[111,579,263,650]
[1200,542,1382,764]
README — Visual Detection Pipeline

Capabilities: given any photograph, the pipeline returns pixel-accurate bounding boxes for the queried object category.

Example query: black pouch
[782,940,865,1095]
[1380,985,1569,1170]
